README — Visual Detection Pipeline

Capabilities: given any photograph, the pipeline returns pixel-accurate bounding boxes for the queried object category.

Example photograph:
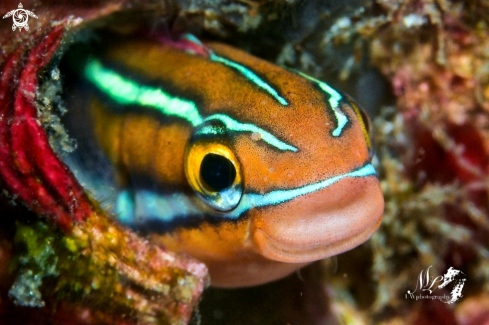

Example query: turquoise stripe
[116,164,377,224]
[84,59,296,152]
[228,163,376,219]
[116,190,203,225]
[85,59,204,126]
[182,33,288,106]
[295,71,348,137]
[204,114,297,152]
[209,53,289,106]
[116,190,135,224]
[182,34,204,47]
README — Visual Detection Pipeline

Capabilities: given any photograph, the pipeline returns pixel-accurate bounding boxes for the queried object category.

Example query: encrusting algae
[9,214,208,325]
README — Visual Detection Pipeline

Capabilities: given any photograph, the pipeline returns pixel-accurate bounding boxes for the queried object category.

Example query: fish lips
[251,175,384,263]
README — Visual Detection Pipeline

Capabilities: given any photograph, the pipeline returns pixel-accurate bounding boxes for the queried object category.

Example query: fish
[62,34,384,288]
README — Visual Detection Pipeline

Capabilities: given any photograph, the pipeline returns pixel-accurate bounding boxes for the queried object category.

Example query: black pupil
[200,153,236,192]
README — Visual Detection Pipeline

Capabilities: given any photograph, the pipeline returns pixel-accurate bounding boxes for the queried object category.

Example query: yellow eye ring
[185,141,243,211]
[349,100,374,156]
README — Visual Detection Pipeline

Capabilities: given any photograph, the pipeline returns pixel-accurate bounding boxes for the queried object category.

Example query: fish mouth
[253,214,382,263]
[250,173,384,264]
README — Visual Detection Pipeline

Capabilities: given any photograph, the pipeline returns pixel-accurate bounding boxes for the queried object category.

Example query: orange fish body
[67,35,384,287]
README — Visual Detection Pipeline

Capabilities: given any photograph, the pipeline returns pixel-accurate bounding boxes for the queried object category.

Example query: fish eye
[358,107,371,134]
[185,140,243,211]
[349,100,375,157]
[200,153,237,192]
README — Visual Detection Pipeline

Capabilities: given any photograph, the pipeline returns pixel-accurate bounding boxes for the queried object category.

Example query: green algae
[7,206,208,324]
[8,220,129,316]
[9,222,58,308]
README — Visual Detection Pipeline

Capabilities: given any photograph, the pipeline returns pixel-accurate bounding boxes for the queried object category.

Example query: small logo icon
[406,265,466,304]
[3,3,38,32]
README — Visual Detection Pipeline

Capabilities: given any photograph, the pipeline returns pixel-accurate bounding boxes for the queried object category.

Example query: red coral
[0,26,93,231]
[408,122,489,186]
[407,118,489,269]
